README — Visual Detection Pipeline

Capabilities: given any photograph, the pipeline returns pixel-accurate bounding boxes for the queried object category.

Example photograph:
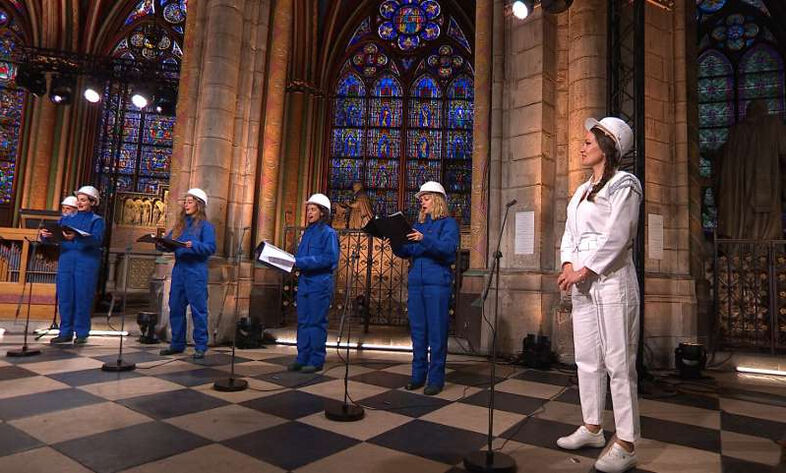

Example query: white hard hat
[306,193,331,214]
[75,185,100,205]
[186,188,208,206]
[585,116,634,156]
[415,181,446,199]
[60,196,78,208]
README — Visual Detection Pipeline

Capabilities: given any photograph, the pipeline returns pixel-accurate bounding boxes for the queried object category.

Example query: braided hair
[585,127,621,202]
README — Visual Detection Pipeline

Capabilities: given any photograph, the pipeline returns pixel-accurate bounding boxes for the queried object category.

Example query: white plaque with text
[648,213,664,260]
[515,211,535,255]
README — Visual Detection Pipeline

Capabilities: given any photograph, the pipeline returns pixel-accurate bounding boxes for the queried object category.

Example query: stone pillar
[256,0,293,245]
[566,0,606,192]
[470,0,492,270]
[21,97,58,210]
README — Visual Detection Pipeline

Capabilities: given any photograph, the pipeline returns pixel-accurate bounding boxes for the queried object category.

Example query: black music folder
[136,233,187,250]
[42,221,91,242]
[362,212,414,248]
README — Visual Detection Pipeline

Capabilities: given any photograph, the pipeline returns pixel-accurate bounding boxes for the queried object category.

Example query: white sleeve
[582,176,642,275]
[559,194,578,267]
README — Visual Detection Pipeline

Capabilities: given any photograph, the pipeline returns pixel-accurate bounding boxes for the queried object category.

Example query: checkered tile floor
[0,334,784,472]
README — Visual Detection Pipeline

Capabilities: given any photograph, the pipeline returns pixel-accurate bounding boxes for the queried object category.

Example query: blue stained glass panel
[122,114,142,142]
[699,156,713,178]
[0,160,14,204]
[367,189,398,217]
[366,159,399,188]
[698,50,733,77]
[446,131,472,160]
[137,177,162,194]
[406,130,441,159]
[444,164,471,192]
[334,98,365,127]
[142,115,174,146]
[408,99,441,128]
[404,190,419,222]
[698,76,734,102]
[739,45,782,73]
[337,72,366,97]
[447,16,471,52]
[332,128,365,157]
[367,128,400,158]
[373,76,402,97]
[115,175,134,192]
[0,87,23,122]
[370,98,403,128]
[330,159,364,189]
[125,0,155,25]
[140,146,171,175]
[448,192,470,225]
[412,75,441,98]
[406,160,440,189]
[447,100,473,129]
[699,102,734,127]
[697,0,726,14]
[699,127,728,152]
[117,143,139,174]
[448,75,473,99]
[348,17,371,46]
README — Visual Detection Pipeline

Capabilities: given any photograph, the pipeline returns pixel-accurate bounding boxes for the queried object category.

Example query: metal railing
[279,227,464,332]
[711,238,786,353]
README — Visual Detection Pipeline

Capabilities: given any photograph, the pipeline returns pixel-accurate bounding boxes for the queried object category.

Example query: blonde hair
[172,199,207,237]
[418,193,449,223]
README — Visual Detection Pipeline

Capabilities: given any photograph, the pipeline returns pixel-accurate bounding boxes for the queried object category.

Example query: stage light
[83,80,102,103]
[49,74,76,104]
[131,86,151,109]
[737,366,786,377]
[674,342,707,379]
[15,64,47,96]
[541,0,573,14]
[512,0,531,19]
[137,311,160,344]
[152,86,177,115]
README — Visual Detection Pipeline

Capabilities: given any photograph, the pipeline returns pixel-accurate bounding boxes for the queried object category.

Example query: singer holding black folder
[158,188,216,359]
[288,193,339,373]
[391,181,458,396]
[41,186,105,345]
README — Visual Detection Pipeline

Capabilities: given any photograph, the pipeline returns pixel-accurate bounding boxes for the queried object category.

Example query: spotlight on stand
[541,0,574,14]
[136,311,160,344]
[16,65,47,96]
[511,0,533,19]
[152,86,177,115]
[83,80,102,104]
[520,333,555,369]
[131,86,151,109]
[235,317,263,349]
[674,342,707,379]
[49,74,76,104]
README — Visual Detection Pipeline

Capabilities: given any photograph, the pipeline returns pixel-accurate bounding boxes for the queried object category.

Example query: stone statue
[123,198,136,224]
[142,199,152,225]
[133,199,144,225]
[153,199,166,227]
[717,100,786,240]
[342,181,375,229]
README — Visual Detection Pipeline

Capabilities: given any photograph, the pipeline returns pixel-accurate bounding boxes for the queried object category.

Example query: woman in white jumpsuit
[556,117,641,473]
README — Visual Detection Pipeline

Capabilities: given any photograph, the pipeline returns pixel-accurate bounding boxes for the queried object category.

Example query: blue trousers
[168,267,209,352]
[296,286,331,367]
[408,284,451,387]
[57,255,99,339]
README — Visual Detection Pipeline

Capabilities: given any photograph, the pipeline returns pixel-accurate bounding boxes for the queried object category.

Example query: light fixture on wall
[49,74,76,104]
[15,64,47,96]
[83,80,102,104]
[131,85,151,109]
[511,0,533,19]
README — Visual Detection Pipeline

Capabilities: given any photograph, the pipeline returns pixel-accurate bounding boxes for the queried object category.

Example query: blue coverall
[294,222,339,368]
[393,215,459,388]
[161,216,216,352]
[56,211,105,340]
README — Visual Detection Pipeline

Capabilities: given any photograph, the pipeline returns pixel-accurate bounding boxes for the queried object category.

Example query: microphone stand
[34,285,58,341]
[325,237,364,422]
[102,245,135,371]
[7,237,43,357]
[214,227,250,392]
[463,201,517,473]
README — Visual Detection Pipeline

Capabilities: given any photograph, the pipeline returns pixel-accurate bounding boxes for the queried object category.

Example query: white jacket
[560,170,642,275]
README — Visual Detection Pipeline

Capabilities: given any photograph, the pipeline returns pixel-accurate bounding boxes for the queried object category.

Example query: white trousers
[571,262,640,443]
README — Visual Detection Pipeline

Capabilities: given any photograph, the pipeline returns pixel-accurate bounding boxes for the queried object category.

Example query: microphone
[505,199,517,208]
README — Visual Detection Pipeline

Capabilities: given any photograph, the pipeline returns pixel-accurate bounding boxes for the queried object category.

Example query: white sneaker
[556,426,606,450]
[594,442,637,473]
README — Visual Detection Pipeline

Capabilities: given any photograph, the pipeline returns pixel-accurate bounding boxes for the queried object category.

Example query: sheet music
[514,211,535,255]
[258,242,296,273]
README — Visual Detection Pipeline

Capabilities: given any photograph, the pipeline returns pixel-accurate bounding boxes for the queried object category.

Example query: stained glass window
[697,1,784,235]
[95,0,185,200]
[0,8,26,216]
[329,1,474,225]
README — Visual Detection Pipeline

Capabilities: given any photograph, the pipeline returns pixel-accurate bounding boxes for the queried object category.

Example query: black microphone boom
[505,199,517,207]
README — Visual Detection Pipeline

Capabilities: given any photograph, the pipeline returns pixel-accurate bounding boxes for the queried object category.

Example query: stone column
[566,0,606,192]
[256,0,293,245]
[21,98,58,209]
